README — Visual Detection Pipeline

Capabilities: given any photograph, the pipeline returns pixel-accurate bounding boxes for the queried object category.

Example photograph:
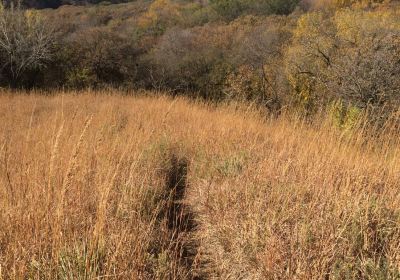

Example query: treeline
[0,0,399,119]
[18,0,300,12]
[19,0,136,9]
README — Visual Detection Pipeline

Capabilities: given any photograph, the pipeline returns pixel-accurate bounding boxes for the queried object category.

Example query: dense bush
[0,5,55,88]
[145,25,231,98]
[209,0,300,20]
[1,0,400,118]
[59,28,140,88]
[285,9,400,114]
[20,0,137,9]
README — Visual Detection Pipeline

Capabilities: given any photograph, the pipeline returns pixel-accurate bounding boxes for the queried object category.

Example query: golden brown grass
[0,90,400,279]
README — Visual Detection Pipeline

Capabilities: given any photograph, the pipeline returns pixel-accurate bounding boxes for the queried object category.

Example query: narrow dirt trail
[164,155,204,280]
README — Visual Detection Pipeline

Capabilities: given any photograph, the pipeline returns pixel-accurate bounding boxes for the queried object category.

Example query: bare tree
[0,3,54,87]
[328,32,400,109]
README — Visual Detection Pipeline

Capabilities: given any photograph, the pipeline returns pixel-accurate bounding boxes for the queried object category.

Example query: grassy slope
[0,91,400,279]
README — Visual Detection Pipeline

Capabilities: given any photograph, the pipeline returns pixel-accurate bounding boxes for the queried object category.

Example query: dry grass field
[0,90,400,279]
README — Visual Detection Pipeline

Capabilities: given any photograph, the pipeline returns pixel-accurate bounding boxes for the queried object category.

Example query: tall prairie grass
[0,90,399,279]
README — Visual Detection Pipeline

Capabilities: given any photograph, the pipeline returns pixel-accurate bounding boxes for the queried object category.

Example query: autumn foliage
[1,0,400,278]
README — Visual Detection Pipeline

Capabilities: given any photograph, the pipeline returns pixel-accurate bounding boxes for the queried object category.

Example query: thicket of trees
[19,0,134,9]
[0,6,54,87]
[1,0,400,119]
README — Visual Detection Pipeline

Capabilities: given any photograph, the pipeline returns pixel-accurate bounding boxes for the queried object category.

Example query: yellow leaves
[137,0,181,30]
[333,10,357,42]
[287,12,335,73]
[137,0,212,31]
[329,100,362,131]
[291,8,400,63]
[333,9,400,43]
[333,0,345,6]
[224,65,263,100]
[293,12,336,54]
[316,0,386,8]
[311,0,392,9]
[295,12,324,39]
[287,73,316,114]
[25,10,41,29]
[285,6,400,114]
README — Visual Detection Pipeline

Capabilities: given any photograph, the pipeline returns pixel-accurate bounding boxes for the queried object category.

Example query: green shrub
[329,101,362,131]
